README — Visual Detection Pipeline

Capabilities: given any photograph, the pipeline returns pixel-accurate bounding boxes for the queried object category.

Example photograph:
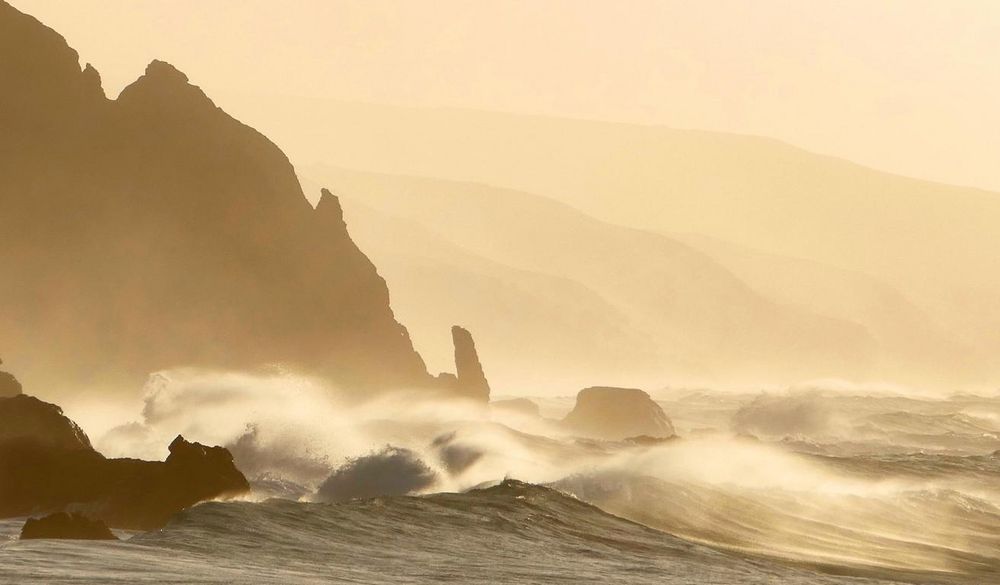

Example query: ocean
[3,378,1000,584]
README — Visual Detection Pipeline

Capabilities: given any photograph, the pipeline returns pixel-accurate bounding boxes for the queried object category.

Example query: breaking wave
[0,481,938,584]
[22,370,1000,584]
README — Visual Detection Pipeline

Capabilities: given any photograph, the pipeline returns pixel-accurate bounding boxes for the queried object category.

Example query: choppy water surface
[4,379,1000,584]
[2,481,910,585]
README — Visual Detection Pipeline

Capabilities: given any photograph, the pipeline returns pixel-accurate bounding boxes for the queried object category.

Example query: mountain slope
[0,1,431,397]
[672,233,977,384]
[277,102,999,293]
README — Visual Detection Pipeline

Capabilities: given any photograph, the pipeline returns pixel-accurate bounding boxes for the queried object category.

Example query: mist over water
[37,369,996,583]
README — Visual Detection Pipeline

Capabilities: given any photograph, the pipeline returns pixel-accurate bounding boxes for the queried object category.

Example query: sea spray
[69,368,1000,578]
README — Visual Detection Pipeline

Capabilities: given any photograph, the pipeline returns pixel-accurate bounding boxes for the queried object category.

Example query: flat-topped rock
[562,386,675,441]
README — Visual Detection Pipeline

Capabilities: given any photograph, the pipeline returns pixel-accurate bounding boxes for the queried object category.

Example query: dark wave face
[0,481,912,584]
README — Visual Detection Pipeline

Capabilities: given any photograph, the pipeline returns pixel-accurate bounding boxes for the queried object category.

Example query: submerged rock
[0,389,250,530]
[623,435,679,447]
[20,512,117,541]
[491,398,541,418]
[731,393,835,439]
[562,386,675,441]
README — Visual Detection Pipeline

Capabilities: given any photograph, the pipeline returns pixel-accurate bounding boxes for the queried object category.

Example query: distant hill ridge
[278,98,1000,387]
[315,167,982,390]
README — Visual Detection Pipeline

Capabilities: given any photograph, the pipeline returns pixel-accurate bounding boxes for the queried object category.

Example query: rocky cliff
[0,1,433,395]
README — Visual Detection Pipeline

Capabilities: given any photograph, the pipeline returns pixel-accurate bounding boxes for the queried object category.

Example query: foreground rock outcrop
[0,394,92,451]
[0,1,438,396]
[562,387,675,440]
[20,512,117,541]
[0,359,21,397]
[0,378,249,530]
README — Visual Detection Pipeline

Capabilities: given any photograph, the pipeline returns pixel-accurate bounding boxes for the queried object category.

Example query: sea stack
[451,326,491,402]
[562,386,675,441]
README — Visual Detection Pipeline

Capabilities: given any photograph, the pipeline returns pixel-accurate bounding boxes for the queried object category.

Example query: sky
[11,0,1000,192]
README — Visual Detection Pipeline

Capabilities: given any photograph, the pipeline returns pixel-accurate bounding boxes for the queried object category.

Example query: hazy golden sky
[13,0,1000,191]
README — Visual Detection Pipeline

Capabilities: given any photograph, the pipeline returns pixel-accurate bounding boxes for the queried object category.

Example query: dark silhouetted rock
[0,1,434,396]
[20,512,117,540]
[451,326,491,402]
[0,393,249,530]
[562,387,675,441]
[0,394,92,450]
[0,359,22,397]
[491,398,541,418]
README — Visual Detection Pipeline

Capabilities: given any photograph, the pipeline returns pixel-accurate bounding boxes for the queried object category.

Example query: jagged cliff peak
[81,63,103,94]
[117,59,217,114]
[0,0,78,72]
[0,1,105,115]
[317,188,346,224]
[145,59,190,84]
